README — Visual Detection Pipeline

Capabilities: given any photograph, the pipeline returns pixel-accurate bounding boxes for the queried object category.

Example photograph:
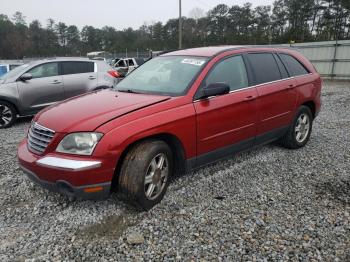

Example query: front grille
[27,122,55,154]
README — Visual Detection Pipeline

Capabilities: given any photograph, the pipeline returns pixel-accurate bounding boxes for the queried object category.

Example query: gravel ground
[0,81,349,261]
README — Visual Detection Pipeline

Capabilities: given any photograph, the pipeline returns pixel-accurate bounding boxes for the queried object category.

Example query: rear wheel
[118,140,173,210]
[280,106,313,149]
[0,101,17,128]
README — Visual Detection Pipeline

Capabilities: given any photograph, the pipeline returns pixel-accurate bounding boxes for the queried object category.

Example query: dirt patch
[315,178,350,205]
[75,212,139,241]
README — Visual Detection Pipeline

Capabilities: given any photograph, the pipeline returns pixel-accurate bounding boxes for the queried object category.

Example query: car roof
[28,57,95,65]
[161,45,296,58]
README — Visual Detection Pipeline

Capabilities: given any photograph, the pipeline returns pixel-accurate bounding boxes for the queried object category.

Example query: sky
[1,0,272,30]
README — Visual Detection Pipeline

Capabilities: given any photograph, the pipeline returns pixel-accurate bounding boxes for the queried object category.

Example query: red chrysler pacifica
[18,46,322,209]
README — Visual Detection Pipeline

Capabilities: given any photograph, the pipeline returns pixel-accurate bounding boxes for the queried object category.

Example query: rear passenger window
[62,62,94,75]
[279,54,309,77]
[205,55,248,91]
[247,53,281,85]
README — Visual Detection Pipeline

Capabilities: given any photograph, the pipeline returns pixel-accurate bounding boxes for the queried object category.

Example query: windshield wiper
[117,89,139,94]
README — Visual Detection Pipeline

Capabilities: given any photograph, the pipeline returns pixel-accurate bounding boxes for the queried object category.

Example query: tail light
[108,70,121,78]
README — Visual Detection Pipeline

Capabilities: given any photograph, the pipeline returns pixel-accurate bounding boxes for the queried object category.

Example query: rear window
[279,54,309,77]
[246,53,281,85]
[62,61,94,75]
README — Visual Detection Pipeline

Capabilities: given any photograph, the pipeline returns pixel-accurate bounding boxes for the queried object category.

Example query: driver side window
[205,55,248,91]
[28,63,59,79]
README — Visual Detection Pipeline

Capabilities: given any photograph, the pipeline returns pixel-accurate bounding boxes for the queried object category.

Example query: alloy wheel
[144,153,169,200]
[295,113,310,143]
[0,104,13,127]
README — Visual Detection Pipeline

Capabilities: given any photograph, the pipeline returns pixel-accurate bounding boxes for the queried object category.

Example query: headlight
[56,132,103,156]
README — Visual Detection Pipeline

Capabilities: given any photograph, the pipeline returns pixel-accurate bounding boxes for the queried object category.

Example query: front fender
[0,82,23,114]
[94,102,197,168]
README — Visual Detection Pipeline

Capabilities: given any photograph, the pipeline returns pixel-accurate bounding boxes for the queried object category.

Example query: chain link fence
[2,41,350,80]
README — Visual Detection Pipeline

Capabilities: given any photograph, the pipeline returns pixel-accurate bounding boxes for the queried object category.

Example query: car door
[245,53,297,136]
[278,53,311,107]
[193,55,258,166]
[17,62,64,113]
[61,61,97,98]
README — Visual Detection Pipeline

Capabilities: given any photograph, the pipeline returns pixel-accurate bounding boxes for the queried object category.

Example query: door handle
[287,84,296,89]
[51,80,61,84]
[89,76,96,80]
[244,95,256,101]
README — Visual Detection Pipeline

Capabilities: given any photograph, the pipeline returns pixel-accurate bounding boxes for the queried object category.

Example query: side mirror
[19,73,33,81]
[200,82,230,99]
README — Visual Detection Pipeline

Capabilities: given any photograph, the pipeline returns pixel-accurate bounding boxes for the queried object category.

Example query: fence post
[331,41,338,80]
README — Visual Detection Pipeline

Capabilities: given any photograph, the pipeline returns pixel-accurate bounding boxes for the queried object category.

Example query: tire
[279,105,313,149]
[118,140,173,210]
[0,101,17,129]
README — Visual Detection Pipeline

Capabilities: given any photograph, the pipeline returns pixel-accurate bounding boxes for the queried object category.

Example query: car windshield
[0,63,31,80]
[115,56,208,96]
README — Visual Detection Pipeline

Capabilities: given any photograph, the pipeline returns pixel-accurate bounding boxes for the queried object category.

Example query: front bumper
[18,140,115,200]
[20,165,111,199]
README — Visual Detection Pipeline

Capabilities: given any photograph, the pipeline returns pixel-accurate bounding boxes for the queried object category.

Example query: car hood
[35,90,171,133]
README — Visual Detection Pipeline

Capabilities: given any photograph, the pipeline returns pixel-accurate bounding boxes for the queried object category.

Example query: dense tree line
[0,0,349,59]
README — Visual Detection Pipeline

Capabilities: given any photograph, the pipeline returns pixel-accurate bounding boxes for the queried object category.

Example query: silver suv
[0,57,118,128]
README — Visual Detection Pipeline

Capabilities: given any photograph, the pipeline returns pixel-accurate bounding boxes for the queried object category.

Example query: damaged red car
[18,46,321,209]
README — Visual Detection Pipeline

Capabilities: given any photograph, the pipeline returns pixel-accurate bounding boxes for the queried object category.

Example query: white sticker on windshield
[181,59,206,66]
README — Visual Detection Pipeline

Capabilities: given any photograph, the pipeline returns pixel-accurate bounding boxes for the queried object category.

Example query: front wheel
[118,140,173,210]
[280,106,313,149]
[0,101,17,129]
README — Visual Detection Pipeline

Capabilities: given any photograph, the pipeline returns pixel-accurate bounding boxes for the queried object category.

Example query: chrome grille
[27,122,55,154]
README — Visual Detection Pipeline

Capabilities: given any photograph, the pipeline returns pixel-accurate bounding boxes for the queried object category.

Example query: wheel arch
[301,100,316,118]
[111,132,187,189]
[0,98,19,115]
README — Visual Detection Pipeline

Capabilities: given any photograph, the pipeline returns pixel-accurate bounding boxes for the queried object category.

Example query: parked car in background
[0,63,23,77]
[114,57,146,77]
[0,57,120,128]
[17,46,321,210]
[110,58,122,66]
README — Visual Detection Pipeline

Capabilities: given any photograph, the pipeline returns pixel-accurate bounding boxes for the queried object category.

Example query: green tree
[66,25,81,55]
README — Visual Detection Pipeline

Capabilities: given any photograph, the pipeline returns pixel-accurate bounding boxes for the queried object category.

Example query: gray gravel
[1,81,349,261]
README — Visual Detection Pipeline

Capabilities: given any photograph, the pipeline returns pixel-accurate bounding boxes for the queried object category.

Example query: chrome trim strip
[261,111,291,122]
[32,101,58,108]
[28,136,47,148]
[29,129,52,143]
[28,140,45,153]
[31,128,54,138]
[193,73,313,103]
[33,122,55,133]
[36,157,102,171]
[200,123,255,142]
